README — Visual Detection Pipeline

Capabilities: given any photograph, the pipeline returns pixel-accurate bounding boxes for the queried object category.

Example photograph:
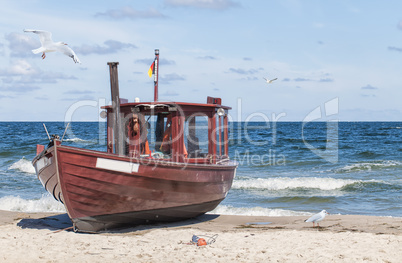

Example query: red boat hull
[33,143,236,232]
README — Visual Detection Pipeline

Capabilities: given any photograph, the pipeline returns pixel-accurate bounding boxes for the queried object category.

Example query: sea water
[0,122,401,217]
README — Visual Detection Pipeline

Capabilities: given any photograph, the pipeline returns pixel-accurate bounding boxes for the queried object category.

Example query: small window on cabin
[215,114,225,156]
[184,115,209,158]
[147,113,174,157]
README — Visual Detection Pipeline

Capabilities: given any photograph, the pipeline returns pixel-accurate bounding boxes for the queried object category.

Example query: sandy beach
[0,210,400,262]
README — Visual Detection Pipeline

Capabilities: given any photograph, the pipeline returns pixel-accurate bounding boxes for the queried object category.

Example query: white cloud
[0,59,39,76]
[161,73,186,84]
[0,60,77,93]
[5,32,38,57]
[388,46,402,52]
[197,55,218,60]
[0,43,5,56]
[398,20,402,30]
[228,67,263,75]
[74,40,137,55]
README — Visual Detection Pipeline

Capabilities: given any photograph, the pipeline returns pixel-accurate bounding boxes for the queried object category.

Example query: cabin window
[123,112,150,157]
[184,115,209,158]
[215,111,229,158]
[144,113,172,157]
[215,114,223,156]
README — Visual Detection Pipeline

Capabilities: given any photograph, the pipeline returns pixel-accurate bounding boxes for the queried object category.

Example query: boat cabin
[102,96,230,164]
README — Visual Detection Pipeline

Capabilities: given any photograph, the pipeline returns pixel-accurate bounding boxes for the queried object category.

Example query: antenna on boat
[61,122,70,143]
[42,123,51,141]
[154,49,159,102]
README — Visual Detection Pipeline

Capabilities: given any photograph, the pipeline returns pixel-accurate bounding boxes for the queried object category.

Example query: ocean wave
[337,160,402,172]
[63,137,90,143]
[342,180,400,192]
[356,150,383,158]
[0,195,65,213]
[232,177,356,191]
[379,126,401,130]
[8,157,35,174]
[210,205,311,217]
[273,196,337,204]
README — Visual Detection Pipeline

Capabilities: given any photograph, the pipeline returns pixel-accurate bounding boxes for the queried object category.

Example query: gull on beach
[263,77,278,84]
[23,29,81,64]
[304,210,329,227]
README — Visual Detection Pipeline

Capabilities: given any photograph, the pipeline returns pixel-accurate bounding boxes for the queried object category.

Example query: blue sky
[1,0,402,121]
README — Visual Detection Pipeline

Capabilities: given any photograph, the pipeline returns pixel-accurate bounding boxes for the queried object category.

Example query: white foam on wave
[232,177,356,191]
[0,194,65,213]
[0,196,310,217]
[210,205,311,217]
[63,137,89,143]
[338,160,402,172]
[8,157,35,174]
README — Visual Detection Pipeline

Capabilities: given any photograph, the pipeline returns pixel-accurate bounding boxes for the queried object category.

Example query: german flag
[148,60,155,78]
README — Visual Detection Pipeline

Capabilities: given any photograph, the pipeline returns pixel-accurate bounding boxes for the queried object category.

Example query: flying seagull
[304,210,329,227]
[23,29,81,64]
[263,77,278,84]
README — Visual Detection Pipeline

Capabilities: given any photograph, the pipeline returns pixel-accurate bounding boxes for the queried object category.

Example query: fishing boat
[32,50,237,232]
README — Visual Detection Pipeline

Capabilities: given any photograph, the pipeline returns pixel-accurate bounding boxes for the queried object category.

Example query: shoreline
[0,210,401,262]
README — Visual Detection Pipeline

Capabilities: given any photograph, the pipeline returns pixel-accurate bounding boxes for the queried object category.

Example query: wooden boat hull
[33,143,237,232]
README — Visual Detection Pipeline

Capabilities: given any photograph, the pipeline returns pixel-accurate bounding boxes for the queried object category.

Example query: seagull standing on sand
[23,29,81,64]
[304,210,329,227]
[263,77,278,84]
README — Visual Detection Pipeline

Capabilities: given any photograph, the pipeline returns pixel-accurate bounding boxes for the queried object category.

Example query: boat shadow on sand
[17,213,220,234]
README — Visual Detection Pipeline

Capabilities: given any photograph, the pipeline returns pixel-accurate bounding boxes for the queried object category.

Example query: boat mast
[107,62,124,156]
[154,49,159,102]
